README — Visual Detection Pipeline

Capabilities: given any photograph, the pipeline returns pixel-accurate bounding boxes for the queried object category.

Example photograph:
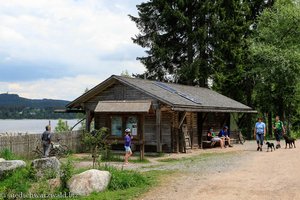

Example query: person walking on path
[41,125,52,157]
[254,117,266,151]
[124,128,133,165]
[273,115,285,149]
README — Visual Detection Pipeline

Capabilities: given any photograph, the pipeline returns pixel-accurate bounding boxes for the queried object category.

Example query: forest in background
[0,93,75,119]
[130,0,300,137]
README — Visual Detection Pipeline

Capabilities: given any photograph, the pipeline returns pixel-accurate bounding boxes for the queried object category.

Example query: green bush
[99,166,149,191]
[291,131,300,138]
[59,158,74,193]
[55,118,70,133]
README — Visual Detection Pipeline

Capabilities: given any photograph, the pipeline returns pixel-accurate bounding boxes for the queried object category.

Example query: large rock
[0,158,5,162]
[31,157,61,179]
[68,169,111,196]
[0,160,26,177]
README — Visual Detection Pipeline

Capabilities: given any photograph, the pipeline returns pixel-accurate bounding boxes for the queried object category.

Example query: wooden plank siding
[83,82,155,111]
[161,111,172,152]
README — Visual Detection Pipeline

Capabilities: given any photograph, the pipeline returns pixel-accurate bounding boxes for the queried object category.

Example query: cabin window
[111,116,122,136]
[110,115,139,137]
[126,116,138,136]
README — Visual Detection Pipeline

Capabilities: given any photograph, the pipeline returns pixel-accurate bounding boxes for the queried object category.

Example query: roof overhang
[172,106,257,113]
[54,109,85,113]
[95,100,152,113]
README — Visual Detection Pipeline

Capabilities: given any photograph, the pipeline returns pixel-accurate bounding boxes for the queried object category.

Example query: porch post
[197,112,207,149]
[85,110,92,132]
[156,107,162,152]
[140,114,145,160]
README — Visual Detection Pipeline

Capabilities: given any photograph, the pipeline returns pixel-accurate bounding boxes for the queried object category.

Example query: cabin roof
[66,75,256,113]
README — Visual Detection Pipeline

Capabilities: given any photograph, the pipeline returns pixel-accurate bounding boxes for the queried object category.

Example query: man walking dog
[273,115,285,149]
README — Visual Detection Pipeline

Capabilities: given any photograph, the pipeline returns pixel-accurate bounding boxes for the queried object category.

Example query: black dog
[265,142,275,152]
[282,134,296,149]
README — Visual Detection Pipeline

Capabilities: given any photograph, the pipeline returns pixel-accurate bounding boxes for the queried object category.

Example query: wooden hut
[66,75,256,153]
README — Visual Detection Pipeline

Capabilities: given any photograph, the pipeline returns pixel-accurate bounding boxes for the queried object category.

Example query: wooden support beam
[197,112,208,149]
[172,112,179,153]
[156,108,162,152]
[179,112,187,128]
[140,114,145,160]
[85,110,92,132]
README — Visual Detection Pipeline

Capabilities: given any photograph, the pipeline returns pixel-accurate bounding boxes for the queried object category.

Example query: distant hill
[0,93,76,119]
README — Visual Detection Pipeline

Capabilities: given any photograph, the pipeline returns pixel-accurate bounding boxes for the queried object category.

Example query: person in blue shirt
[218,126,233,147]
[253,117,266,151]
[124,128,133,165]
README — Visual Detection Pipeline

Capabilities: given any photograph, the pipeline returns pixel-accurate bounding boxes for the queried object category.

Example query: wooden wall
[161,111,172,152]
[84,81,155,110]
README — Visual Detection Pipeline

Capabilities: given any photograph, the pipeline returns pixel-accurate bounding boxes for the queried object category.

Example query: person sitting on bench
[207,128,224,148]
[218,126,233,147]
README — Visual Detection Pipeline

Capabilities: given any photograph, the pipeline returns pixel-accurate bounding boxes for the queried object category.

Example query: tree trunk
[268,112,273,137]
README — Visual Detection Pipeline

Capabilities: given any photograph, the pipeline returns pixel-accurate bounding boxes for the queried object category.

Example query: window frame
[109,114,141,138]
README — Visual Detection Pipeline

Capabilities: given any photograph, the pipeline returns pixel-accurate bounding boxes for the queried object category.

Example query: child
[124,128,133,165]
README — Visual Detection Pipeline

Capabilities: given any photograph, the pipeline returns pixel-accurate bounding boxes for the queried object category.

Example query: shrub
[291,130,300,138]
[55,119,70,133]
[82,128,112,167]
[59,158,74,193]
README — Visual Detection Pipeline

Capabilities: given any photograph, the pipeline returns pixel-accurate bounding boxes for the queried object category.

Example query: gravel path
[139,140,300,200]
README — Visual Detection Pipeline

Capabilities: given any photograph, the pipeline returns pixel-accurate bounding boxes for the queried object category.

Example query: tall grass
[98,165,149,190]
[0,148,20,160]
[0,166,33,197]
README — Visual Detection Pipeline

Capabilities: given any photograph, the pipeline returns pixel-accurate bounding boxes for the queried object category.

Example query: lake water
[0,119,81,134]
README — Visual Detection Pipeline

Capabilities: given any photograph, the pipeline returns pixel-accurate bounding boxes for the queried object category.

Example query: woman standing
[254,117,266,151]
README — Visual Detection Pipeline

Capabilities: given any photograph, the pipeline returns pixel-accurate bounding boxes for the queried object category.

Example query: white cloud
[0,0,146,99]
[0,0,146,80]
[1,75,103,100]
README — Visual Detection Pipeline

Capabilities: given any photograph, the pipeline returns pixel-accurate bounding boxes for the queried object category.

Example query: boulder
[0,160,26,177]
[68,169,111,196]
[0,158,5,162]
[31,157,61,179]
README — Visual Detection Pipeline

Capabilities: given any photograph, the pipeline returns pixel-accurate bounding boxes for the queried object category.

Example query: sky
[0,0,146,101]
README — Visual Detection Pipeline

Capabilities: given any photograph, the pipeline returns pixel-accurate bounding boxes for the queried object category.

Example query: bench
[202,138,237,148]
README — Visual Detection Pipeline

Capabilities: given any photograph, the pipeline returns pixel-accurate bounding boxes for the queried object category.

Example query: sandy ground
[140,141,300,200]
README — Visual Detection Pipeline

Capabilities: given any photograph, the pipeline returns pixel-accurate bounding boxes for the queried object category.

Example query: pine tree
[130,0,215,86]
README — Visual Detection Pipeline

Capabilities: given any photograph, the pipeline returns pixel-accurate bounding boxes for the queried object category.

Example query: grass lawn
[0,149,172,200]
[76,170,171,200]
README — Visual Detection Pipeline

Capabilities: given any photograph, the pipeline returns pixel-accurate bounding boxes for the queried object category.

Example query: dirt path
[140,141,300,200]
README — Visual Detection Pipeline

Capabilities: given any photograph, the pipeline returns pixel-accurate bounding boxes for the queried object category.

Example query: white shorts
[125,146,132,153]
[211,137,222,142]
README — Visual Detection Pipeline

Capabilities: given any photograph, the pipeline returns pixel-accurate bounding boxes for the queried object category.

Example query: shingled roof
[67,75,256,113]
